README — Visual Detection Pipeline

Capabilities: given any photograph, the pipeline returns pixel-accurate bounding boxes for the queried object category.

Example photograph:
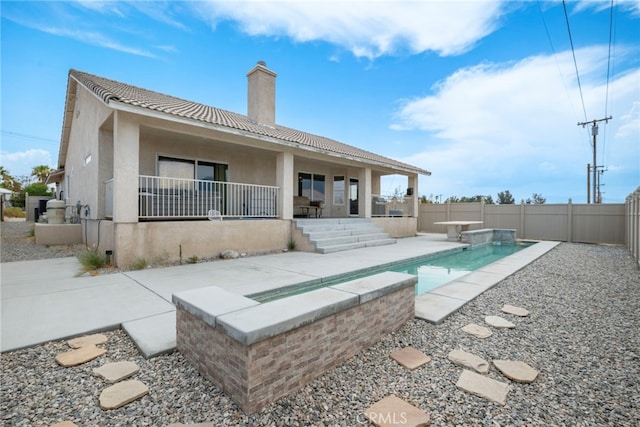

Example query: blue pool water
[251,242,532,303]
[391,243,530,295]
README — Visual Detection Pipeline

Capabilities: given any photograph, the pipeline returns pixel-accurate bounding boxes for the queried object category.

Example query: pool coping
[414,240,561,323]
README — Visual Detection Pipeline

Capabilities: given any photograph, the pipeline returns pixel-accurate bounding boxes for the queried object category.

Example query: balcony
[105,176,280,220]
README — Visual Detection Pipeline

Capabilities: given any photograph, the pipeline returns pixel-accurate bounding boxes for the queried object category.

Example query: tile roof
[69,69,430,176]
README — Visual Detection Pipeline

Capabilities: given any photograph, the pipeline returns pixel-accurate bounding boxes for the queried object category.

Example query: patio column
[408,174,418,217]
[277,151,294,219]
[112,111,139,223]
[359,167,372,218]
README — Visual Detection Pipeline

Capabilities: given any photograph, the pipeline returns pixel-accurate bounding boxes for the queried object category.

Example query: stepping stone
[55,344,107,367]
[447,349,489,374]
[501,304,530,317]
[364,395,430,427]
[461,323,493,338]
[51,422,78,427]
[389,347,431,370]
[67,333,108,349]
[485,316,515,329]
[93,361,140,383]
[493,360,539,383]
[99,380,149,410]
[455,369,509,405]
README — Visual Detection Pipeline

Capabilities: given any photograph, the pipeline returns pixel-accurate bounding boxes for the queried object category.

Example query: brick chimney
[247,61,277,127]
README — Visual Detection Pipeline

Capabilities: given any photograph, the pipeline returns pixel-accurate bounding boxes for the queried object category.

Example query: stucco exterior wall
[63,86,113,221]
[372,217,417,238]
[113,219,289,267]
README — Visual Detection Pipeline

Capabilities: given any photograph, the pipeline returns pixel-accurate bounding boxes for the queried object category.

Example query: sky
[1,0,638,203]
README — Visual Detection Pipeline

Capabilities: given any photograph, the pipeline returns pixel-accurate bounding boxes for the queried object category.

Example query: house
[47,62,431,266]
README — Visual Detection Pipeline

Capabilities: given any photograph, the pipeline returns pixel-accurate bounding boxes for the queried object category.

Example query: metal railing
[137,175,279,219]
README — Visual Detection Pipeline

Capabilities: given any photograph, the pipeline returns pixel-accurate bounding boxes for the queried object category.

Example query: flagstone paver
[50,422,78,427]
[389,347,431,370]
[67,333,108,349]
[364,395,430,426]
[99,380,149,410]
[493,360,539,383]
[447,349,490,374]
[55,344,107,367]
[461,323,493,338]
[501,304,530,317]
[93,361,140,383]
[455,369,510,405]
[485,315,516,329]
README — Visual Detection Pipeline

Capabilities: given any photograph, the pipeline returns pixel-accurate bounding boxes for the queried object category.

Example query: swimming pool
[251,242,533,303]
[392,242,531,295]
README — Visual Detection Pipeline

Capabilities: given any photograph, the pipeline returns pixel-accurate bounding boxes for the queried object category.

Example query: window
[298,172,325,201]
[158,156,227,193]
[333,176,344,205]
[158,156,227,182]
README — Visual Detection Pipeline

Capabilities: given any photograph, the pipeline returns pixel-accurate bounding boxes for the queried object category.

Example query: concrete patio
[1,233,558,357]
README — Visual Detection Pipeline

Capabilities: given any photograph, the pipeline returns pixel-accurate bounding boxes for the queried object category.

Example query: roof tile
[69,69,429,175]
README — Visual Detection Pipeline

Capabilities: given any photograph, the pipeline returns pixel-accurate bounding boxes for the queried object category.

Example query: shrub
[287,240,296,251]
[187,255,198,264]
[3,207,25,218]
[79,250,107,273]
[130,257,149,270]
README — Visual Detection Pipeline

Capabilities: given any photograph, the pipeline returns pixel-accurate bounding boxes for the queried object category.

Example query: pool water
[392,243,530,295]
[251,242,532,303]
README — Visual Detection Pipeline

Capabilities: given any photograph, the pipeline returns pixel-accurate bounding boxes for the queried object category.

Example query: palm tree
[0,166,16,189]
[31,165,53,184]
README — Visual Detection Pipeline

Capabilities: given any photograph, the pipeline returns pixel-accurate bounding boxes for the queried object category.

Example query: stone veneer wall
[176,285,414,413]
[461,228,516,246]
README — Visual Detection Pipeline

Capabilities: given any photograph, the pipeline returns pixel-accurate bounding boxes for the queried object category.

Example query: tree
[10,182,53,208]
[497,190,515,204]
[526,193,546,204]
[31,165,53,184]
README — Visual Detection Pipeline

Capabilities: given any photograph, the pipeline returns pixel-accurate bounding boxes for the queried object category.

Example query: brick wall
[176,285,414,413]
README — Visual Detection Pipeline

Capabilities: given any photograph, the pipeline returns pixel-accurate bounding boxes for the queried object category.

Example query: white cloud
[0,149,54,178]
[392,47,640,201]
[193,0,509,59]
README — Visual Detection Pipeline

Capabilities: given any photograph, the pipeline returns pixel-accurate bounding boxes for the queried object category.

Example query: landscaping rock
[67,333,108,349]
[461,323,492,338]
[220,250,239,259]
[166,423,214,427]
[93,361,140,383]
[389,347,431,370]
[447,349,489,374]
[99,380,149,410]
[456,369,509,405]
[493,360,539,383]
[55,344,106,367]
[364,394,430,426]
[501,304,530,317]
[485,315,515,328]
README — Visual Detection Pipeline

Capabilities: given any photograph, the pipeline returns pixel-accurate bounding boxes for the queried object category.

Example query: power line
[562,0,589,122]
[0,130,58,145]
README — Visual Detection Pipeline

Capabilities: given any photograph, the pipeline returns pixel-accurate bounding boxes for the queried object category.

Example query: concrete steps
[293,218,396,254]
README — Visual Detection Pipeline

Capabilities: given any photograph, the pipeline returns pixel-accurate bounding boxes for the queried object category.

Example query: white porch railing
[136,175,279,219]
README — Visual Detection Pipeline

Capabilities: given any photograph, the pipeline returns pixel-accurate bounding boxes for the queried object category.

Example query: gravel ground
[1,227,639,426]
[1,220,86,263]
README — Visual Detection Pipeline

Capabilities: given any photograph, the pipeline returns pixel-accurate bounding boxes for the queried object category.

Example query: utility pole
[578,116,612,203]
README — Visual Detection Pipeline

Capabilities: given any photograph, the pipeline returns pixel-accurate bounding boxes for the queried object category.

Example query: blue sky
[1,0,638,203]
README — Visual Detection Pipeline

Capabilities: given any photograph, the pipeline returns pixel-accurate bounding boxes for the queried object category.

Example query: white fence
[626,187,640,266]
[419,199,626,245]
